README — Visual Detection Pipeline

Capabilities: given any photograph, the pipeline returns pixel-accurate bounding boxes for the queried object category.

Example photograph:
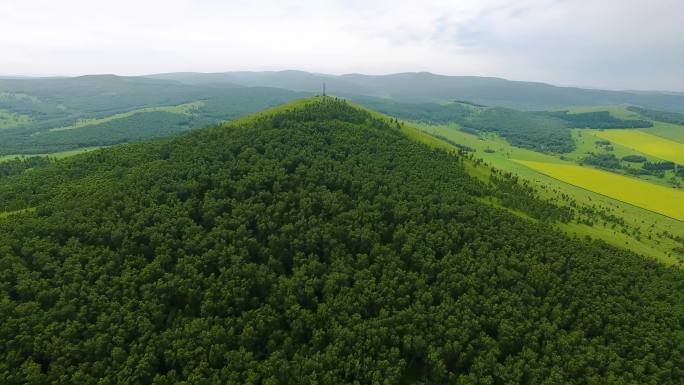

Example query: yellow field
[516,160,684,221]
[592,130,684,164]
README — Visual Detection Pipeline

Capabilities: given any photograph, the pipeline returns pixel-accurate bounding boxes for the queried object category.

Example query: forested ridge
[1,98,682,384]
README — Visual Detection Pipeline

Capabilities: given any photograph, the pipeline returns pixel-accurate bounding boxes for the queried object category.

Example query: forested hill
[1,98,682,384]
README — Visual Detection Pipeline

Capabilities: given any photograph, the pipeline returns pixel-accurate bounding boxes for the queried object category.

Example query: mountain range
[147,70,684,111]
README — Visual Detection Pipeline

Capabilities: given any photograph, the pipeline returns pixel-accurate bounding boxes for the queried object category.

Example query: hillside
[1,98,682,384]
[148,70,684,111]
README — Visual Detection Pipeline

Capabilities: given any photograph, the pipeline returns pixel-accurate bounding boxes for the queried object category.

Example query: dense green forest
[347,96,473,124]
[0,156,53,178]
[346,98,577,153]
[1,98,682,384]
[463,108,574,153]
[628,106,684,125]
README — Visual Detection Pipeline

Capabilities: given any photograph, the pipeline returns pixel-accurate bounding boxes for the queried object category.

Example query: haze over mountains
[147,70,684,111]
[5,71,684,112]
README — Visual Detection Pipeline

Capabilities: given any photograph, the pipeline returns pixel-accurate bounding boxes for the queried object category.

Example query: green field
[565,129,680,187]
[642,121,684,143]
[411,122,684,265]
[516,160,684,221]
[593,129,684,164]
[48,101,203,132]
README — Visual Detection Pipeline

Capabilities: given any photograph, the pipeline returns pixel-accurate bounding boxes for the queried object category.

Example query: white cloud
[0,0,682,90]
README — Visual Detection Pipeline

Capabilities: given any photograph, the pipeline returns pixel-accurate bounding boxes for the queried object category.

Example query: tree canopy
[1,98,682,384]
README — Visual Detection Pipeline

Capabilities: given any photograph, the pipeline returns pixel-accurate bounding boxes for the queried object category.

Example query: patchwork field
[516,160,684,221]
[409,122,684,264]
[593,129,684,164]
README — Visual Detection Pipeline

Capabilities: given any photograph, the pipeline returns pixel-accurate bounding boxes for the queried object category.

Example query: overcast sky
[1,0,682,91]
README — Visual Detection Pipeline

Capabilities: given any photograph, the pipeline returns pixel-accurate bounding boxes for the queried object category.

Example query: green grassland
[411,122,684,265]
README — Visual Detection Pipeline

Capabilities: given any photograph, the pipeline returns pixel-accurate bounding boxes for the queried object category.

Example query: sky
[1,0,683,91]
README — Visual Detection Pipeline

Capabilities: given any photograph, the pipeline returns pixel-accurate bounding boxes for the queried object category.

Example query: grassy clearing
[593,129,684,164]
[0,207,36,218]
[48,101,203,132]
[516,160,684,221]
[0,146,105,163]
[0,110,32,129]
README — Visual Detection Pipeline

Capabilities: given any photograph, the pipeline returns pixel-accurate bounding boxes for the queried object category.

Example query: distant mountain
[147,70,376,96]
[148,70,684,111]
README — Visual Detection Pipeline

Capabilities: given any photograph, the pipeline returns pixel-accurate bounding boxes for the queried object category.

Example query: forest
[1,98,682,384]
[628,106,684,125]
[539,111,652,129]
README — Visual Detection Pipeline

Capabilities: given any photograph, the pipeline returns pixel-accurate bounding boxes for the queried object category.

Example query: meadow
[516,160,684,221]
[641,121,684,143]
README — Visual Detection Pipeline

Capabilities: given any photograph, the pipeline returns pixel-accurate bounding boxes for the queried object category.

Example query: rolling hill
[1,98,682,384]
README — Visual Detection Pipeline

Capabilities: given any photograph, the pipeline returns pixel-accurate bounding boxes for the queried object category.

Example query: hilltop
[1,98,682,384]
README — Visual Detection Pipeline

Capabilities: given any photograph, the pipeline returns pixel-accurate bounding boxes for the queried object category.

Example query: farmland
[516,160,684,221]
[593,129,684,164]
[411,122,684,265]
